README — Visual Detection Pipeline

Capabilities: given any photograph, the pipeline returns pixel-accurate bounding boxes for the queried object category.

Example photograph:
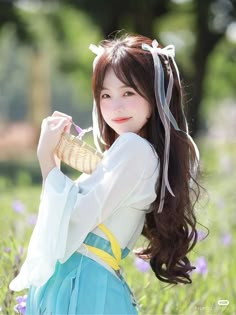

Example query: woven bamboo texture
[55,132,103,174]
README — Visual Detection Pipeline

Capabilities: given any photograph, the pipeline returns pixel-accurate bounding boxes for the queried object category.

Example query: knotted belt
[83,224,137,306]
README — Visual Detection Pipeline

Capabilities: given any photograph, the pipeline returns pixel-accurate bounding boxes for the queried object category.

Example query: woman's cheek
[100,105,109,122]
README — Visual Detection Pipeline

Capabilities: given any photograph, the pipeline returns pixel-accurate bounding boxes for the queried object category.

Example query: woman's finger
[45,116,70,127]
[51,111,72,121]
[55,117,71,131]
[64,121,72,133]
[54,117,72,133]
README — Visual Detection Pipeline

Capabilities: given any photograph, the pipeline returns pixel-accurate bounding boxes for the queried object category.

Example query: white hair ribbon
[142,40,199,213]
[142,40,182,213]
[89,40,199,213]
[89,44,105,71]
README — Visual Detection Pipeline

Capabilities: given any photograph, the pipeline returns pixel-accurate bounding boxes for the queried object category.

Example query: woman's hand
[37,111,72,179]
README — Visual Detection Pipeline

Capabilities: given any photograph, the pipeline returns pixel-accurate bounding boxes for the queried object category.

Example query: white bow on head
[89,44,105,71]
[89,40,199,213]
[142,40,195,213]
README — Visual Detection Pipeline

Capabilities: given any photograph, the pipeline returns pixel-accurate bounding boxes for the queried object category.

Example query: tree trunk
[187,0,223,136]
[28,48,51,132]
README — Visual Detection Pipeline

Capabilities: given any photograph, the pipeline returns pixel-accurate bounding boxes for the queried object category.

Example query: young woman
[10,33,200,314]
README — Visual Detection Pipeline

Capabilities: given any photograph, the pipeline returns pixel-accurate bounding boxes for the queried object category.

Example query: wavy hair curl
[92,33,201,285]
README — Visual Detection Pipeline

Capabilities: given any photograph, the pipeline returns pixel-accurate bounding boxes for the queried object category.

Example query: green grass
[0,137,235,315]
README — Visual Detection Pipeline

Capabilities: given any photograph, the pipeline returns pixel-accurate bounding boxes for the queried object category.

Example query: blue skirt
[25,252,139,314]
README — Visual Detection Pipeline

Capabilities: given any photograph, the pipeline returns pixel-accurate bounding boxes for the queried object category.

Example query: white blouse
[9,132,159,292]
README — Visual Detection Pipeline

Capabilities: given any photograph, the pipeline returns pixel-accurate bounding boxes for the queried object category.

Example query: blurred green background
[0,0,235,314]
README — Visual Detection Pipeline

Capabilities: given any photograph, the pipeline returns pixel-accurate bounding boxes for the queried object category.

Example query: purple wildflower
[14,295,27,314]
[194,256,208,275]
[28,214,37,226]
[15,254,20,264]
[134,257,150,273]
[18,246,24,256]
[221,233,232,246]
[197,230,207,242]
[4,247,11,253]
[12,200,25,214]
[14,246,24,264]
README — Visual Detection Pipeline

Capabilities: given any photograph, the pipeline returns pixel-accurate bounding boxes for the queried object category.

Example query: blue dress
[25,230,139,315]
[10,134,159,314]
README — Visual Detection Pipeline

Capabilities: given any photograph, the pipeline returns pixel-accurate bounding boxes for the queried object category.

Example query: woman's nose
[111,98,124,111]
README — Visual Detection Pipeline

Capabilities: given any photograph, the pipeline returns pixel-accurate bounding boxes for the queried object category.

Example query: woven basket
[55,132,103,174]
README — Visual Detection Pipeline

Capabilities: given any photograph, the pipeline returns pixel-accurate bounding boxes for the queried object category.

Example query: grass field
[0,137,235,315]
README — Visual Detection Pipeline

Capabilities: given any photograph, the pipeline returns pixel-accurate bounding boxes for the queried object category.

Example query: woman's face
[100,67,151,136]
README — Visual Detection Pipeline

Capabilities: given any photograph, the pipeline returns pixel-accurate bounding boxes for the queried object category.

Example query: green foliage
[202,38,236,117]
[0,4,102,124]
[0,1,235,130]
[18,4,102,107]
[0,25,30,120]
[0,160,41,186]
[0,185,40,313]
[0,237,28,314]
[154,1,195,76]
[0,160,78,188]
[48,5,102,108]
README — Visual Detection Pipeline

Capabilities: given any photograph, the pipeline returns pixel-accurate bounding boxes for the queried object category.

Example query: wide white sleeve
[9,133,158,291]
[9,168,77,291]
[65,133,158,259]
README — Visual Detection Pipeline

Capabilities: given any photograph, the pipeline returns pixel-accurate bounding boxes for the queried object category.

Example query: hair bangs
[111,52,145,98]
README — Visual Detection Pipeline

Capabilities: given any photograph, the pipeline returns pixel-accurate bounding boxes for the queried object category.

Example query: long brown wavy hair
[92,33,201,285]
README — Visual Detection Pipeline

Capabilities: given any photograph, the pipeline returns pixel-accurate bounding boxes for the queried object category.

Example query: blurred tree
[37,0,234,135]
[29,48,51,129]
[188,0,236,134]
[0,0,235,135]
[0,0,33,43]
[66,0,236,135]
[67,0,170,37]
[0,2,101,127]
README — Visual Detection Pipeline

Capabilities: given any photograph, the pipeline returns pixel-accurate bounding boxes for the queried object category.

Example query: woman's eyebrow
[101,86,109,91]
[101,85,131,90]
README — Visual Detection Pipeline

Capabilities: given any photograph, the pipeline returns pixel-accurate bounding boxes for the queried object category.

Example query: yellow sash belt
[84,224,121,271]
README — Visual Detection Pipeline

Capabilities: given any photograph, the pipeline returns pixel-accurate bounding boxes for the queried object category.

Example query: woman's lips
[112,117,131,123]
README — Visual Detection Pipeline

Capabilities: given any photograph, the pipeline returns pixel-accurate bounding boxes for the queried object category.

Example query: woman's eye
[101,93,110,99]
[124,91,134,96]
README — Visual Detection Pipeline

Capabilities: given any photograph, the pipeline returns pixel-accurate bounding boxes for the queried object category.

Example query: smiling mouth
[112,117,132,123]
